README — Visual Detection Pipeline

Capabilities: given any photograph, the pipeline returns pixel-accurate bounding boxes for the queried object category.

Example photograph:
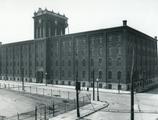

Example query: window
[108,84,112,89]
[82,59,86,66]
[117,58,121,66]
[99,83,102,88]
[109,47,112,56]
[61,70,65,77]
[117,71,121,80]
[108,71,112,79]
[56,80,58,84]
[68,81,71,85]
[91,59,94,66]
[62,60,64,66]
[56,61,58,66]
[108,58,112,66]
[82,71,86,78]
[91,70,94,78]
[62,81,65,85]
[75,60,78,66]
[68,71,71,77]
[55,70,58,77]
[99,71,102,79]
[99,37,102,44]
[99,58,102,65]
[118,47,121,55]
[82,82,85,87]
[68,60,71,66]
[99,47,103,56]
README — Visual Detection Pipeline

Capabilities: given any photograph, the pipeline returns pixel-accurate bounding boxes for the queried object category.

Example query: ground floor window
[56,80,58,85]
[90,83,93,87]
[82,82,85,87]
[62,81,65,85]
[68,81,71,85]
[118,84,122,90]
[108,84,112,89]
[99,83,102,88]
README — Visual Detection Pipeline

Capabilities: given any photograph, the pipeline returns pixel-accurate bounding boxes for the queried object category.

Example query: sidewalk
[0,80,130,94]
[49,101,109,120]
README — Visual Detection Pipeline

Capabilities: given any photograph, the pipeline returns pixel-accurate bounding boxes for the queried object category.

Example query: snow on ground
[0,89,38,117]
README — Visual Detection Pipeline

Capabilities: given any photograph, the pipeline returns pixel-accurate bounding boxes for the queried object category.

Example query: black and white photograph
[0,0,158,120]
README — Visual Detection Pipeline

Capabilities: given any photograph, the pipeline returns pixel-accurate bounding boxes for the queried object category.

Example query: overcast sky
[0,0,157,44]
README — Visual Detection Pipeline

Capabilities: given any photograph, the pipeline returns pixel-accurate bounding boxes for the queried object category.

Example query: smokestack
[154,36,157,40]
[123,20,127,26]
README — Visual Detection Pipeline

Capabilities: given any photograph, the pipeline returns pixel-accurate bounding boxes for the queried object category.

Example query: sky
[0,0,158,44]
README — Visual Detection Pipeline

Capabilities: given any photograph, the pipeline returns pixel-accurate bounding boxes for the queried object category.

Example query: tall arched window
[82,71,86,78]
[117,71,121,80]
[91,59,94,66]
[108,71,112,79]
[99,71,102,79]
[82,59,86,66]
[68,60,71,66]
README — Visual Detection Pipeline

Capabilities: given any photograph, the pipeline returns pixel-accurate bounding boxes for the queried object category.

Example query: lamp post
[96,78,99,101]
[45,72,47,86]
[92,69,95,101]
[118,76,120,94]
[21,67,24,91]
[130,47,135,120]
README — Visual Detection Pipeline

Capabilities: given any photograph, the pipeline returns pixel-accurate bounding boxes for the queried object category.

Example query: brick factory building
[0,8,157,91]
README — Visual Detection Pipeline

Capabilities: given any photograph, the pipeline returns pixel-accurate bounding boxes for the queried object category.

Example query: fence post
[83,96,84,105]
[0,83,1,88]
[53,101,55,117]
[18,85,19,91]
[43,88,44,96]
[74,99,76,109]
[51,89,52,97]
[17,113,19,120]
[35,106,37,120]
[44,105,47,120]
[30,86,31,94]
[36,87,37,94]
[59,90,61,96]
[65,103,67,112]
[68,92,69,100]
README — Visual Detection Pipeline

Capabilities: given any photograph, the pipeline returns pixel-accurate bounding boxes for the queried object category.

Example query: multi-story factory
[0,8,157,91]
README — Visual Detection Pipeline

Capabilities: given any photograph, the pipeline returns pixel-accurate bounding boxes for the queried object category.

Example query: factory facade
[0,8,157,91]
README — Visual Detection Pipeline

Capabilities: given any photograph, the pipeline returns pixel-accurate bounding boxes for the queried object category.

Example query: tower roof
[33,8,68,20]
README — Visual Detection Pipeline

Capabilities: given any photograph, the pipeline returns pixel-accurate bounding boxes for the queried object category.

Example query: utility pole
[96,78,100,101]
[76,72,80,118]
[130,48,135,120]
[75,47,80,118]
[21,67,24,91]
[92,69,95,100]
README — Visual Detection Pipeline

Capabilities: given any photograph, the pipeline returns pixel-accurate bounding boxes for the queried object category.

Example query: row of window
[55,59,102,67]
[54,70,122,80]
[55,58,122,67]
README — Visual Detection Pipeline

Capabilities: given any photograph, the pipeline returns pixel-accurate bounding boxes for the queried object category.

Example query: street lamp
[96,78,99,101]
[21,67,24,91]
[45,72,47,86]
[92,69,95,101]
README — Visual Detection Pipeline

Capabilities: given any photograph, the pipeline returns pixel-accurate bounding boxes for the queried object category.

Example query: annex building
[0,8,157,91]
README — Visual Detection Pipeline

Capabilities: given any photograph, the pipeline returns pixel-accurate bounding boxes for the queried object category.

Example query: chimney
[154,36,157,40]
[123,20,127,26]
